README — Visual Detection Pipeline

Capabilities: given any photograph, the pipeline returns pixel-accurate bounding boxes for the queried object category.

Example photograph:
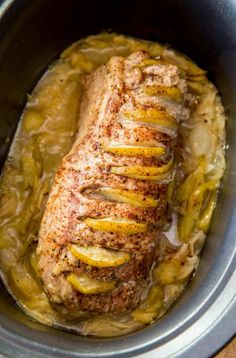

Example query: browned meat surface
[37,51,191,314]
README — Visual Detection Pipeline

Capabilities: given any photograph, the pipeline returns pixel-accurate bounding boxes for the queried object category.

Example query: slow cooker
[0,0,235,357]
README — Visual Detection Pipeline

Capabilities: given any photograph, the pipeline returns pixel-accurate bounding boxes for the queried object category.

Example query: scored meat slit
[119,108,178,136]
[110,154,174,182]
[96,187,159,207]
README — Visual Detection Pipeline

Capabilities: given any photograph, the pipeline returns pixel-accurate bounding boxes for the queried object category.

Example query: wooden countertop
[215,336,236,358]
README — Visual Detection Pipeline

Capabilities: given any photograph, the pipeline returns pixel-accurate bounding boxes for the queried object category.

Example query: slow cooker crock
[0,0,235,357]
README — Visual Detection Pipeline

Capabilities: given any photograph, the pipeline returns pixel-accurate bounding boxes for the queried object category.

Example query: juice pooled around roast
[0,34,226,336]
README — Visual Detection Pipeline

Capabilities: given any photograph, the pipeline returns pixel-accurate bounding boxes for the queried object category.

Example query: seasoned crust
[37,51,190,314]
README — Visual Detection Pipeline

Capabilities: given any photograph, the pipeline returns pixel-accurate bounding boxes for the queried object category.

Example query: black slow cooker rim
[0,252,235,358]
[0,0,235,357]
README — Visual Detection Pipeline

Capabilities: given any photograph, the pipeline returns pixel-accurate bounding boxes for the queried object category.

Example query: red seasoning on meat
[37,51,191,314]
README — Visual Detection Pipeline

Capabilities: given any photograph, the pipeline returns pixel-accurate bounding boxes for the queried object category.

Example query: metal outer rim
[0,254,235,358]
[0,271,235,358]
[0,0,235,357]
[140,270,236,358]
[0,0,14,17]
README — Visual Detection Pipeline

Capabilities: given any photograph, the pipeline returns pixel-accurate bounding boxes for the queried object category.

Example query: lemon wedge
[67,273,116,294]
[102,144,166,157]
[98,187,158,208]
[123,108,177,129]
[145,86,183,102]
[85,218,148,234]
[69,245,130,267]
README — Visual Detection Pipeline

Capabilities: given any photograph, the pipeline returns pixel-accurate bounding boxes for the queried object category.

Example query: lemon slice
[134,58,169,69]
[137,58,166,68]
[123,108,177,129]
[85,218,148,234]
[111,158,173,181]
[125,174,170,181]
[67,273,116,294]
[69,244,130,267]
[102,144,166,157]
[145,86,183,102]
[98,187,158,207]
[111,173,170,181]
[138,59,159,67]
